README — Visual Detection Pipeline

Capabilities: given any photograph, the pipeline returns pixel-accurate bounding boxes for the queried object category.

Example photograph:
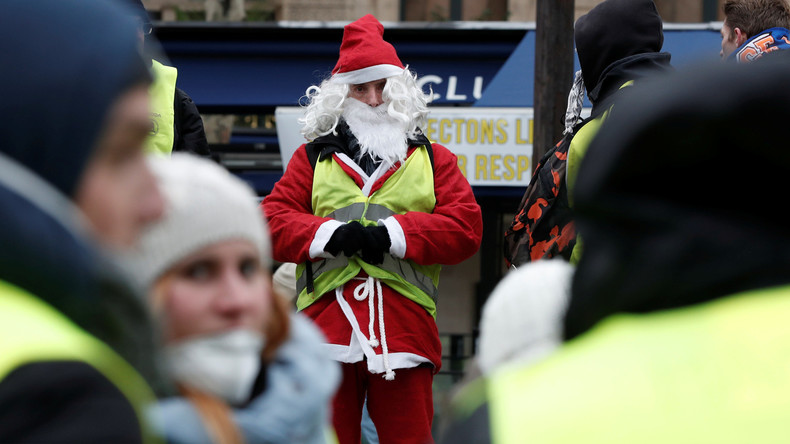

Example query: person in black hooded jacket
[0,0,169,441]
[504,0,672,267]
[565,0,673,263]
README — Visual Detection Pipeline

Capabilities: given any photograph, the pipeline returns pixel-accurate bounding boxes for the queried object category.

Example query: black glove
[360,225,392,265]
[324,221,365,257]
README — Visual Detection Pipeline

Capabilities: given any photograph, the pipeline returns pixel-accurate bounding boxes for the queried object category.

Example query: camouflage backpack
[503,126,581,267]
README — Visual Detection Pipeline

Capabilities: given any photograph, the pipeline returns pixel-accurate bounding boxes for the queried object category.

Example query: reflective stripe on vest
[297,147,441,318]
[0,280,159,443]
[145,61,177,156]
[326,202,397,223]
[297,254,440,303]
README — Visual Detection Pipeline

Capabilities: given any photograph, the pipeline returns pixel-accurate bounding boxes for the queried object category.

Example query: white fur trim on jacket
[330,64,405,85]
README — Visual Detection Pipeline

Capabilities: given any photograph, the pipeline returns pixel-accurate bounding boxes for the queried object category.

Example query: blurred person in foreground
[125,153,339,443]
[263,14,482,444]
[720,0,790,61]
[0,0,166,441]
[565,0,672,264]
[475,260,573,377]
[443,51,790,443]
[439,260,573,443]
[122,0,211,157]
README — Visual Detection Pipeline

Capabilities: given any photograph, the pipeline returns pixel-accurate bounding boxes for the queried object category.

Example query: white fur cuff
[379,217,406,258]
[309,219,345,259]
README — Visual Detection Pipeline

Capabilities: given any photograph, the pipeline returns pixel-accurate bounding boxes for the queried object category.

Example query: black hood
[587,52,672,115]
[565,54,790,340]
[575,0,664,98]
[0,0,151,197]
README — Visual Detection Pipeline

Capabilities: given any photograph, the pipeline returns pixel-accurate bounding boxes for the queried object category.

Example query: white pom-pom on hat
[477,260,574,375]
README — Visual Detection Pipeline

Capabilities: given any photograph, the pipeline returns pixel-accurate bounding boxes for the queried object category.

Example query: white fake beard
[343,98,409,169]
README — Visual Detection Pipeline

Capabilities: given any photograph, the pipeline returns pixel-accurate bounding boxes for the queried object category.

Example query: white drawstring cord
[375,279,395,381]
[353,277,395,380]
[354,276,378,347]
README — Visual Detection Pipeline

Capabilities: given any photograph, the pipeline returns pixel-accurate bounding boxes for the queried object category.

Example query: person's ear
[734,27,748,47]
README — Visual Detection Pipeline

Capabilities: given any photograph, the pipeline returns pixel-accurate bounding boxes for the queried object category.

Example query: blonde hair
[179,384,245,444]
[261,288,291,361]
[299,68,430,141]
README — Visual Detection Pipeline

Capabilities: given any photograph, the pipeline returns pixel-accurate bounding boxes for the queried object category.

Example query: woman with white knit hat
[126,153,340,444]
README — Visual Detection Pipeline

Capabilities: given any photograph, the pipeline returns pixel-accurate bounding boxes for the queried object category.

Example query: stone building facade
[141,0,726,23]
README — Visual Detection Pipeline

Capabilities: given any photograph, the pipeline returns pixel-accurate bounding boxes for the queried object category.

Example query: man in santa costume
[262,14,482,444]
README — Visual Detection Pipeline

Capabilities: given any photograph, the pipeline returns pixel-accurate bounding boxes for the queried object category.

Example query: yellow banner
[426,107,533,186]
[275,106,535,186]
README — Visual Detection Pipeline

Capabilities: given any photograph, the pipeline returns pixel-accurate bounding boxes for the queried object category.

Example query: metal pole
[533,0,574,173]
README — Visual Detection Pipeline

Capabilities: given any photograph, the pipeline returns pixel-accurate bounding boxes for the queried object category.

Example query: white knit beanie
[272,262,298,301]
[477,259,574,376]
[125,153,270,290]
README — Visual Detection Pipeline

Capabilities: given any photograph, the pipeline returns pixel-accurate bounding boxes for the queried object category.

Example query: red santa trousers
[332,361,434,444]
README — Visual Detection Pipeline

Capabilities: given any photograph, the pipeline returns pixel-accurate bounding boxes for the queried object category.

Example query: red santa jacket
[262,139,482,375]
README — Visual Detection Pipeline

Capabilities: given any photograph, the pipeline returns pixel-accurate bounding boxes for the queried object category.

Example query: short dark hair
[724,0,790,38]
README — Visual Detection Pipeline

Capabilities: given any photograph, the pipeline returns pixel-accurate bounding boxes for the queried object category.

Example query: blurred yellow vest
[0,279,159,443]
[487,285,790,443]
[145,60,177,155]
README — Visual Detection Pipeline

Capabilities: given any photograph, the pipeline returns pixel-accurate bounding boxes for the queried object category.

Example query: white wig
[299,68,431,141]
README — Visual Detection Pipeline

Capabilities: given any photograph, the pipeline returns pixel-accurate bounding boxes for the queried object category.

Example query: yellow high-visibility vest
[145,60,177,156]
[0,279,159,443]
[296,147,442,318]
[487,285,790,443]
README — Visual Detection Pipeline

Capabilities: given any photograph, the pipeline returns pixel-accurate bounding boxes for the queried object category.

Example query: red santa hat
[330,14,405,84]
